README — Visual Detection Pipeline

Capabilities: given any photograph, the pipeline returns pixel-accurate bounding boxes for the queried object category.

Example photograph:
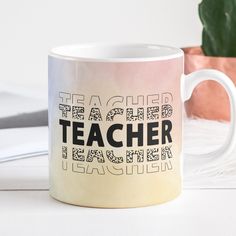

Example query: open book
[0,90,48,162]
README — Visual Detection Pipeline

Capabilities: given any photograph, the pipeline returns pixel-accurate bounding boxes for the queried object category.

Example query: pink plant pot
[183,46,236,121]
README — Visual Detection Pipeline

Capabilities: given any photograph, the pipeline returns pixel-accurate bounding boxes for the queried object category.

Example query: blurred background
[0,0,201,92]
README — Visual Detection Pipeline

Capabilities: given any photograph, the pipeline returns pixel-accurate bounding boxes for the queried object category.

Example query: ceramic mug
[48,43,236,208]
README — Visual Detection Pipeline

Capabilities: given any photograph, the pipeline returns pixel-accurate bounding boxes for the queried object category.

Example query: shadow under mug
[48,43,236,208]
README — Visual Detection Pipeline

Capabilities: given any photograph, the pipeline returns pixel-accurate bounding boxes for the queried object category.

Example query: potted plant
[183,0,236,121]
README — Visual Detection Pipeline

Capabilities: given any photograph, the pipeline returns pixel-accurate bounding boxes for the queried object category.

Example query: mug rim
[49,43,183,62]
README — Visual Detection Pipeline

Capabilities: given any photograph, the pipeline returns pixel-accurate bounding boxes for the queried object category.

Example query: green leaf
[199,0,236,57]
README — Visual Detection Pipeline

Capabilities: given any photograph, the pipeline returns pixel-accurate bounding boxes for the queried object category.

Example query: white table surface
[0,189,235,236]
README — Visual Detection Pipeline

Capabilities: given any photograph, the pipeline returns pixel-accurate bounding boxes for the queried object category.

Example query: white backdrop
[0,0,202,91]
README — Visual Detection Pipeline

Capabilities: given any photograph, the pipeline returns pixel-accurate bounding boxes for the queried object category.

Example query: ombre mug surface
[48,43,236,208]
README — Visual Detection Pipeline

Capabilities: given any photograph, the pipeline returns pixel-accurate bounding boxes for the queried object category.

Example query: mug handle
[182,69,236,172]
